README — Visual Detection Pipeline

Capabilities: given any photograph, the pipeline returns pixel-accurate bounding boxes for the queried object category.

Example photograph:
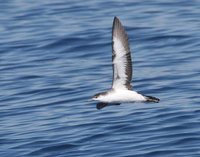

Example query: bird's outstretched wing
[112,17,132,90]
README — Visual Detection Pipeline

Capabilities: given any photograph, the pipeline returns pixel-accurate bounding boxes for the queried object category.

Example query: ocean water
[1,0,200,156]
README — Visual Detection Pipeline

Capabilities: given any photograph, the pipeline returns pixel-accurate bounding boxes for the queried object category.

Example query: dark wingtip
[113,16,120,23]
[114,16,118,20]
[112,16,124,35]
[96,102,108,110]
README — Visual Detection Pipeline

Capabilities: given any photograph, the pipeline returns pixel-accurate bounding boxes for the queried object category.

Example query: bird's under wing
[112,17,132,90]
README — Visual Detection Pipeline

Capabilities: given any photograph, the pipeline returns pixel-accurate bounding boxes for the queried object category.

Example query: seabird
[92,17,159,109]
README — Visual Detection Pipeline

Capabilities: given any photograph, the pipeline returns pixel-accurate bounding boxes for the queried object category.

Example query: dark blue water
[1,0,200,156]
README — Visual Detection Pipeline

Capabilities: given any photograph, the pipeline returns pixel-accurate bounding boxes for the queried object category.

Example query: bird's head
[92,92,107,101]
[92,93,101,101]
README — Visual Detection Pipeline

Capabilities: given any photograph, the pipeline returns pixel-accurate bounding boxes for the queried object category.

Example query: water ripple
[1,0,200,157]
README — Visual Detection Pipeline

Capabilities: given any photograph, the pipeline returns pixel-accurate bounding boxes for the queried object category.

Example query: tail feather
[145,95,160,103]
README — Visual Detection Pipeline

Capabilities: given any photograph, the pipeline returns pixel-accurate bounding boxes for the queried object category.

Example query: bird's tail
[145,95,160,103]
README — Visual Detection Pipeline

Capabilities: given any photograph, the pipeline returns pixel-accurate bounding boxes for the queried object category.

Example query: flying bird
[92,17,159,109]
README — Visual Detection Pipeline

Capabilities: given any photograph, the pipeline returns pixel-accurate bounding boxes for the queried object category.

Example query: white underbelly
[100,90,146,103]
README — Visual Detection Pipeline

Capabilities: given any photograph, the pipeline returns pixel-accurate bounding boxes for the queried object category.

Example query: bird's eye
[93,95,98,99]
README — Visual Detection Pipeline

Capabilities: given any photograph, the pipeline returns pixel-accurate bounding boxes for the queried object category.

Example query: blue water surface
[1,0,200,157]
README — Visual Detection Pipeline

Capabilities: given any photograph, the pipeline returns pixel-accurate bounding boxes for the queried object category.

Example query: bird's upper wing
[112,17,132,90]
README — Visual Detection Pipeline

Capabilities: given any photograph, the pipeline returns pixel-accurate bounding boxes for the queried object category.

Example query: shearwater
[92,17,160,109]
